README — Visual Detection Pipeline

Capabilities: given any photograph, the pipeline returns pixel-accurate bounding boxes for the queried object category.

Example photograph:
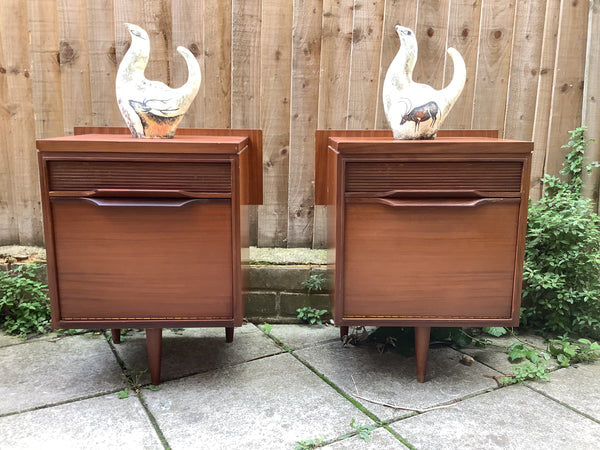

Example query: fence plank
[503,0,546,140]
[1,1,42,244]
[203,0,231,128]
[287,0,323,247]
[172,0,205,128]
[374,0,419,130]
[346,0,385,129]
[413,0,450,91]
[471,0,516,134]
[88,0,120,127]
[58,0,93,134]
[582,0,600,205]
[543,0,589,178]
[530,0,560,199]
[442,0,482,129]
[259,0,292,246]
[232,0,262,245]
[28,0,64,139]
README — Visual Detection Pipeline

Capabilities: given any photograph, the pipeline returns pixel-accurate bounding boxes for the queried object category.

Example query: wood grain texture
[530,0,560,199]
[543,0,589,178]
[346,0,384,129]
[27,0,64,138]
[58,0,93,134]
[287,0,323,247]
[87,0,120,127]
[582,0,600,205]
[259,0,292,246]
[203,0,231,128]
[442,0,482,129]
[413,0,450,91]
[1,0,42,244]
[171,0,204,128]
[472,0,516,134]
[503,0,546,140]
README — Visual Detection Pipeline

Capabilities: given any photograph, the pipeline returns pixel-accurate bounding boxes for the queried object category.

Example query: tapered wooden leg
[340,326,349,341]
[225,327,234,343]
[111,329,121,344]
[145,328,162,386]
[414,326,431,383]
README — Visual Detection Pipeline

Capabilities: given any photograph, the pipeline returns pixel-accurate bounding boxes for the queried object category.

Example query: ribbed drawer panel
[345,161,523,193]
[48,161,231,192]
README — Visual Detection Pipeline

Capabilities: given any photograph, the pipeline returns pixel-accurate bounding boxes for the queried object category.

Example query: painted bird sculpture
[383,25,466,140]
[116,23,201,139]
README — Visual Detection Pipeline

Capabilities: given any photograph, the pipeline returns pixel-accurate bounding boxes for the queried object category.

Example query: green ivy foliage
[521,127,600,338]
[0,264,51,336]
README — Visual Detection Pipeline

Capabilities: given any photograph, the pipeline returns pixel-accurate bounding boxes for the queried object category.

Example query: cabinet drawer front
[51,198,233,321]
[345,161,523,195]
[343,201,519,320]
[48,160,231,193]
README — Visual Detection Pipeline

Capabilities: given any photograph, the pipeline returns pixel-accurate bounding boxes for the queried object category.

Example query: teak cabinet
[315,130,533,382]
[38,127,262,384]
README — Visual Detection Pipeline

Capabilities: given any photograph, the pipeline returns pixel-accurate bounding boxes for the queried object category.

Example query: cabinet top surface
[328,136,533,155]
[37,134,249,154]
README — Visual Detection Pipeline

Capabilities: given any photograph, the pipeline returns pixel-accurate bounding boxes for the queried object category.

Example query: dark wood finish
[415,327,431,383]
[111,329,121,344]
[146,328,163,385]
[37,129,262,383]
[340,326,349,341]
[226,327,234,343]
[316,131,532,382]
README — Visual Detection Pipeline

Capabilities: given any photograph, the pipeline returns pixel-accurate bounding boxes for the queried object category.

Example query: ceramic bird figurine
[383,25,466,140]
[116,23,201,139]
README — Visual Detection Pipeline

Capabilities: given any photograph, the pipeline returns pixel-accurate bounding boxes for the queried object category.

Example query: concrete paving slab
[323,427,407,449]
[143,353,373,449]
[268,323,340,350]
[460,331,556,374]
[389,384,600,449]
[0,334,125,415]
[0,331,23,348]
[528,361,600,421]
[0,393,163,449]
[112,324,282,384]
[296,342,499,421]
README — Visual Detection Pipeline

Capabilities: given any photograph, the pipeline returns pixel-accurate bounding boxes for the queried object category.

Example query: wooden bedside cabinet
[315,130,532,382]
[37,127,262,384]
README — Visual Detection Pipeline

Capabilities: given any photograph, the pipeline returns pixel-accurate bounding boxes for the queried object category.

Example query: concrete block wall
[1,246,330,324]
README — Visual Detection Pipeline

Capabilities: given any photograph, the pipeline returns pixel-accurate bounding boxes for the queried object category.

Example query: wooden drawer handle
[348,197,520,208]
[52,197,219,208]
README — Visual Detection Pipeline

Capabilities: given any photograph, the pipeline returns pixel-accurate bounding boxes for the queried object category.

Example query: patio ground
[1,324,600,449]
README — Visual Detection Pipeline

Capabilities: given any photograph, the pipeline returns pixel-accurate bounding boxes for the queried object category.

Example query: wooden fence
[1,0,599,247]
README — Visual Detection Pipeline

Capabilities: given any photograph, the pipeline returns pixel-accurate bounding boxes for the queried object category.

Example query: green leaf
[118,388,129,399]
[482,327,507,337]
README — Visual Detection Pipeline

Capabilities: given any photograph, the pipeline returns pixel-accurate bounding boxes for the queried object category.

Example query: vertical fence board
[287,0,323,247]
[232,0,262,245]
[172,0,205,128]
[1,1,42,244]
[374,0,419,129]
[58,0,93,134]
[413,0,450,91]
[582,0,600,205]
[543,0,589,177]
[259,0,292,246]
[28,0,64,139]
[346,0,385,129]
[443,0,482,129]
[530,0,560,199]
[472,0,516,134]
[88,0,120,127]
[203,0,231,128]
[503,0,546,140]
